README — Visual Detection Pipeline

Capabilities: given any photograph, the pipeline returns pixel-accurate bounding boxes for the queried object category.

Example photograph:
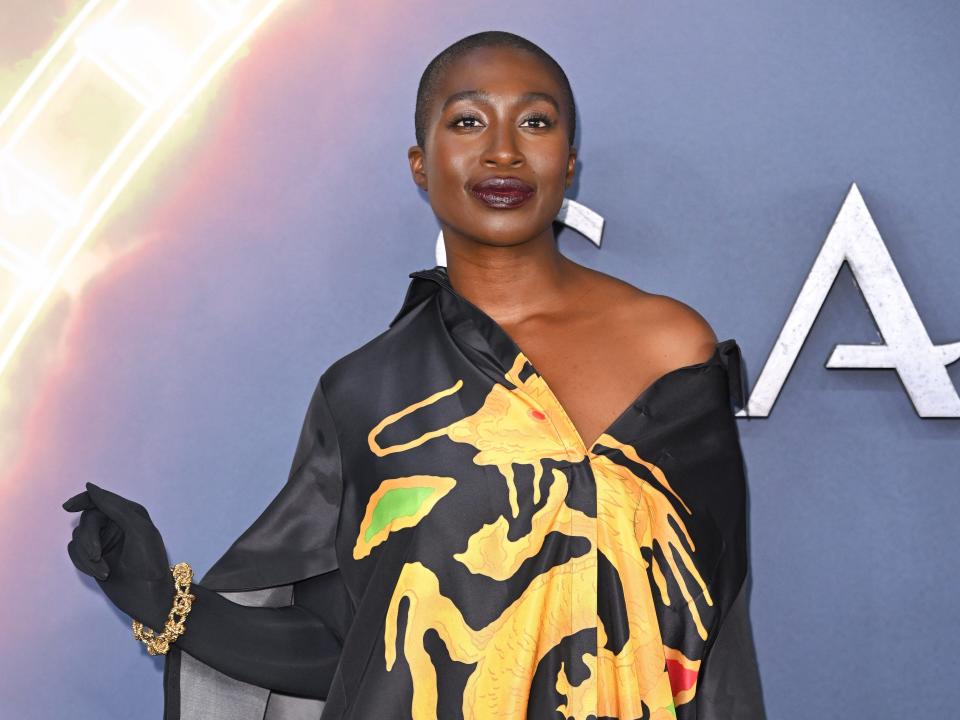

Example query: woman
[64,30,766,720]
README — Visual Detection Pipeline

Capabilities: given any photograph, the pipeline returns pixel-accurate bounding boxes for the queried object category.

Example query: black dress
[163,265,766,720]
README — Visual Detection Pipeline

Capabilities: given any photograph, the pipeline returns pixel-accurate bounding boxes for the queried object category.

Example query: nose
[482,120,524,168]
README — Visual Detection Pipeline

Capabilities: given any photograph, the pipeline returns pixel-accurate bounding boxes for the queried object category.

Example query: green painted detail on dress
[365,486,435,542]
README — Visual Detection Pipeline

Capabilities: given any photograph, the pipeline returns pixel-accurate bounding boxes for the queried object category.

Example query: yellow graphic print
[363,352,714,719]
[367,357,584,518]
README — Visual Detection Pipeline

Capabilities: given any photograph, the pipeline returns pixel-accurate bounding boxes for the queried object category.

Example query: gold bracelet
[131,562,196,656]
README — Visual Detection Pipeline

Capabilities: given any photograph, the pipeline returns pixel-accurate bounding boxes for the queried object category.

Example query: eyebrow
[440,89,560,114]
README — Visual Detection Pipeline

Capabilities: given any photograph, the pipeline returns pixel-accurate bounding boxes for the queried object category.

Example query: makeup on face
[469,175,536,209]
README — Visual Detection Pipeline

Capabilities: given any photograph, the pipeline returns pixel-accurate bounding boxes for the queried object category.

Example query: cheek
[436,155,471,184]
[530,143,571,183]
[549,150,572,181]
[427,153,474,208]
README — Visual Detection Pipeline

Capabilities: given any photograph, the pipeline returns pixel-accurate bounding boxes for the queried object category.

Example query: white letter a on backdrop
[743,182,960,418]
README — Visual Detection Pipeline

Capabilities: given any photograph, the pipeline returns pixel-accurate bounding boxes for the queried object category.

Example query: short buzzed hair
[414,30,577,150]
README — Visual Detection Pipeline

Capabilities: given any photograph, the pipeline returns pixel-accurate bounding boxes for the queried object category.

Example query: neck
[440,226,573,326]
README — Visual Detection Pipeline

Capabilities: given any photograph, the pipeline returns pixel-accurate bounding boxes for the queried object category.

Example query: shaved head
[414,30,577,149]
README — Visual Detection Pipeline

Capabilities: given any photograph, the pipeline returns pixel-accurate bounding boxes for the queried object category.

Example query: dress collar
[390,264,524,380]
[389,265,450,328]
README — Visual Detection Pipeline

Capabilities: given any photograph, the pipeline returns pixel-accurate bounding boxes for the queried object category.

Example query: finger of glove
[67,538,109,580]
[86,481,151,519]
[70,523,110,576]
[62,490,95,513]
[76,508,109,561]
[84,483,146,532]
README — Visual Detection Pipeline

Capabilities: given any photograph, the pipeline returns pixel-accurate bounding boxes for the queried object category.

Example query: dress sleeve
[696,575,767,719]
[696,339,766,718]
[163,374,352,720]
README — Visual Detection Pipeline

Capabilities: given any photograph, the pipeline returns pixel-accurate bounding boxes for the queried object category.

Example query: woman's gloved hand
[63,482,175,632]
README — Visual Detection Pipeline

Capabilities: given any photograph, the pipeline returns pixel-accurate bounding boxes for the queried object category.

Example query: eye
[449,113,484,129]
[521,112,554,129]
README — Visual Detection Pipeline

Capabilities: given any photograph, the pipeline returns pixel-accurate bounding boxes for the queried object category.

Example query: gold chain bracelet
[131,562,196,656]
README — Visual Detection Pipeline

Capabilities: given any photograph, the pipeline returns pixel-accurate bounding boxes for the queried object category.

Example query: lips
[469,176,535,209]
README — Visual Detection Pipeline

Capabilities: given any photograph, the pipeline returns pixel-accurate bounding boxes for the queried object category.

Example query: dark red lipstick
[469,176,535,209]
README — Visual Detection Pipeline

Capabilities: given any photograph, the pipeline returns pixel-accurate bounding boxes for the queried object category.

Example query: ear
[565,146,577,189]
[408,145,427,191]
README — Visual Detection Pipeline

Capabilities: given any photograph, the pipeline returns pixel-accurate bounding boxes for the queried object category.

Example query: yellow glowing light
[0,0,288,380]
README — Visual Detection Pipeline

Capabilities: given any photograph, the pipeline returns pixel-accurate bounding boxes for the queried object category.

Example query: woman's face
[409,46,577,248]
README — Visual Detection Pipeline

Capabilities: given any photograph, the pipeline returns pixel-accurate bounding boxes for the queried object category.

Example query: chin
[464,210,554,244]
[467,222,545,247]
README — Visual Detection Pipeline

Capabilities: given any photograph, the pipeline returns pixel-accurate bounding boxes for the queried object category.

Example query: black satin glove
[63,482,175,632]
[63,483,349,699]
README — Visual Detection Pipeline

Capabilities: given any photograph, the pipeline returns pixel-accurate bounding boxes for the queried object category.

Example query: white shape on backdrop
[742,182,960,418]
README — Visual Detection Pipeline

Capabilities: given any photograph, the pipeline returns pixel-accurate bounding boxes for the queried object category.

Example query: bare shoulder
[642,293,719,366]
[579,266,718,368]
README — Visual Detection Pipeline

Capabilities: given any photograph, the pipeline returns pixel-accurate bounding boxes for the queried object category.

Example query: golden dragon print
[356,351,712,719]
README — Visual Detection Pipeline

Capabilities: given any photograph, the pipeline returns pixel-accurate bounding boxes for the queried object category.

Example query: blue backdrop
[2,1,958,717]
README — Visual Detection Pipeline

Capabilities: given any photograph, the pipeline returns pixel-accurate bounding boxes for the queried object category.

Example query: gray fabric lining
[177,586,326,720]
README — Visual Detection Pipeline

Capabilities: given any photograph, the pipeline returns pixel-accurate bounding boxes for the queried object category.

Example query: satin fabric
[163,265,766,719]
